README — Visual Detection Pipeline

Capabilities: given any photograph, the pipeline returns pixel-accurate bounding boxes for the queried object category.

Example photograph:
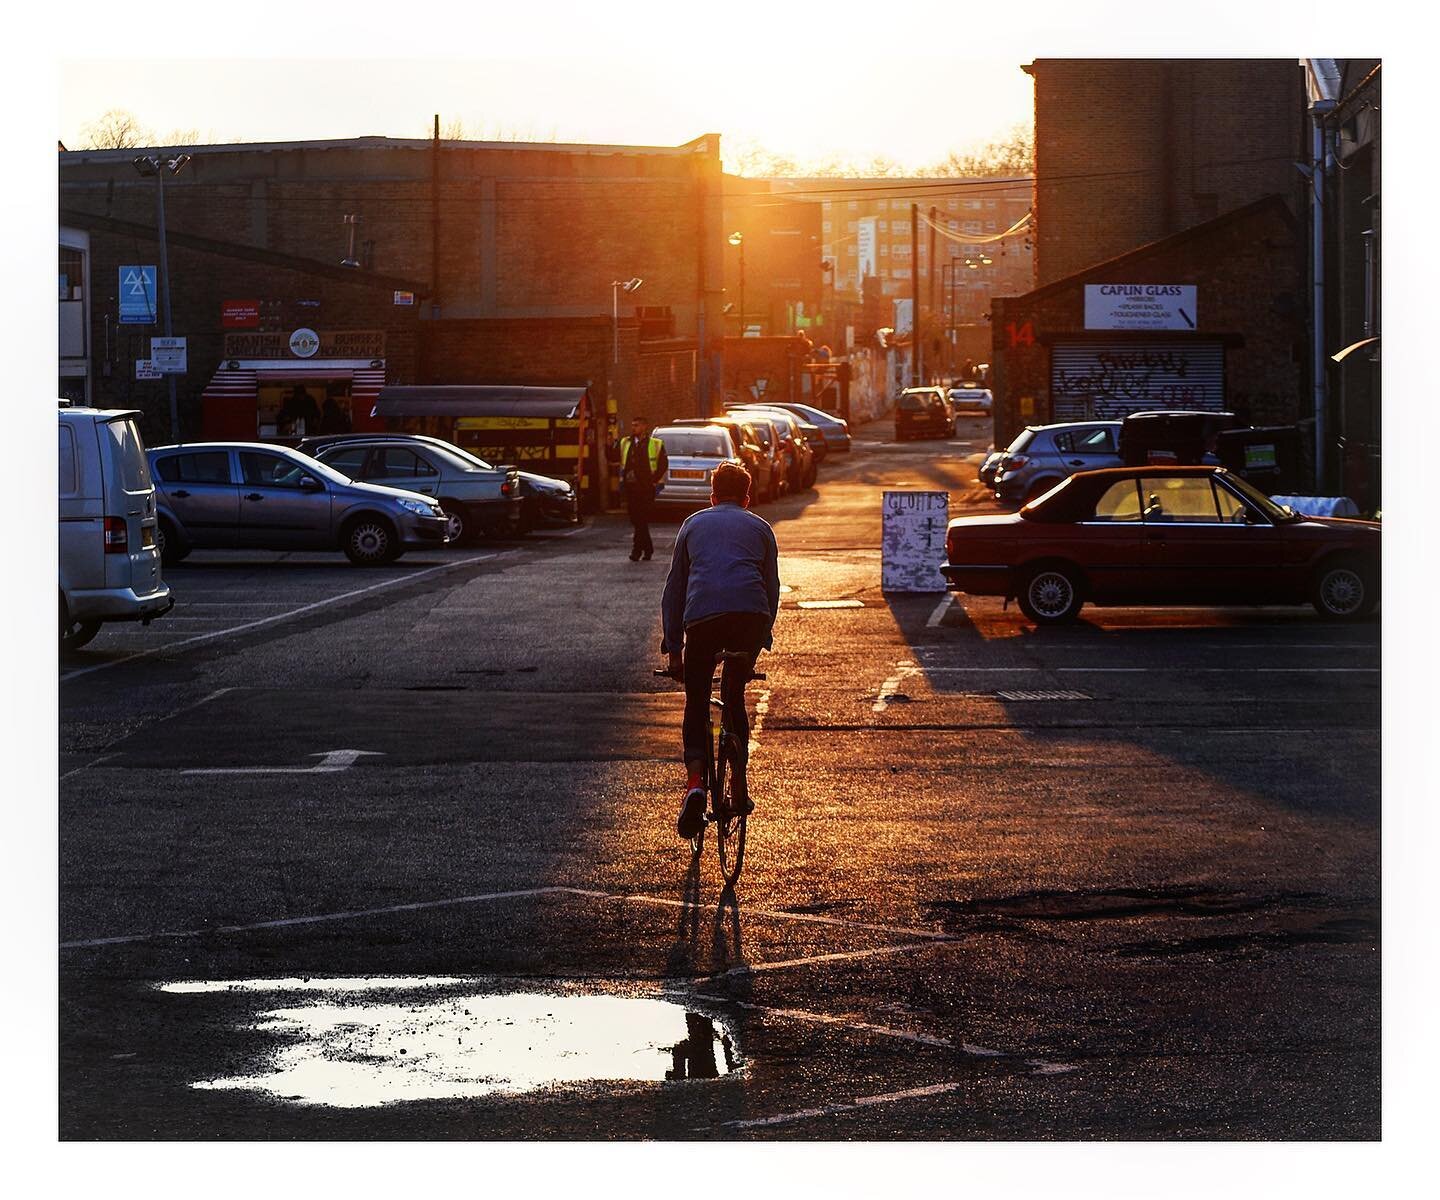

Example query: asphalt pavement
[58,415,1380,1140]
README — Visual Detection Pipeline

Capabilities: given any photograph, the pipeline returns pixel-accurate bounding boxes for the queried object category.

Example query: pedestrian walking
[620,417,668,561]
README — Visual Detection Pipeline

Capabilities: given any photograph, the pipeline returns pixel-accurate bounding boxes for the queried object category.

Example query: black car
[895,387,953,440]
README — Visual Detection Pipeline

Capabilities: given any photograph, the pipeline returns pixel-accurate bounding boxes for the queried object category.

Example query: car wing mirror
[298,475,323,491]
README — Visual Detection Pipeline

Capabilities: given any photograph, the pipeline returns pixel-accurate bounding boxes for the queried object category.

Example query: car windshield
[898,393,927,410]
[1223,472,1300,522]
[658,430,731,458]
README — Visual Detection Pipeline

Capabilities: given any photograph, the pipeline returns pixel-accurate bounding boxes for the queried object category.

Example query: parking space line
[874,662,919,712]
[713,941,935,978]
[926,595,955,627]
[60,552,506,682]
[709,1081,963,1131]
[749,688,771,758]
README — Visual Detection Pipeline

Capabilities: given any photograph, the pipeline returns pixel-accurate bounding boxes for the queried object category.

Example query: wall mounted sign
[222,330,386,359]
[288,328,321,358]
[118,265,157,324]
[881,490,950,593]
[1085,284,1197,331]
[135,359,162,381]
[149,336,187,374]
[222,300,261,328]
[393,291,416,306]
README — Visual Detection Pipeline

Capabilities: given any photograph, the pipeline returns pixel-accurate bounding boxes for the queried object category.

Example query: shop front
[199,329,390,442]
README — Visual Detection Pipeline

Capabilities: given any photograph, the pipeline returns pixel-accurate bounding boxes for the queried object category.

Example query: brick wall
[720,336,812,407]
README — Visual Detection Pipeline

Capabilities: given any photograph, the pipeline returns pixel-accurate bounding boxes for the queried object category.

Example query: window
[964,199,984,210]
[878,221,889,233]
[986,199,997,209]
[847,200,859,210]
[1214,483,1255,524]
[892,267,911,279]
[1092,480,1142,521]
[964,221,983,233]
[377,448,438,478]
[1055,427,1117,454]
[880,244,889,257]
[59,425,76,495]
[59,246,84,301]
[1139,476,1221,522]
[846,244,856,256]
[239,451,317,489]
[946,199,958,211]
[155,451,232,484]
[320,447,370,478]
[822,221,831,233]
[102,419,152,491]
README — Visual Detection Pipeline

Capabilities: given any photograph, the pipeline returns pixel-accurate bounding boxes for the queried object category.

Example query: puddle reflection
[158,978,740,1107]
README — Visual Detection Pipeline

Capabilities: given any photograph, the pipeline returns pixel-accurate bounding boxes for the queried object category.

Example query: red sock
[686,770,703,791]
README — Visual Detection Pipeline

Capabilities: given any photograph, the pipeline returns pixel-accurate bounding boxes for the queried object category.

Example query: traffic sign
[135,360,161,381]
[119,266,157,324]
[150,337,187,374]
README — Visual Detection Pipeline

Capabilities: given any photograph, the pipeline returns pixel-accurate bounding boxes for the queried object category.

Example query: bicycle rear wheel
[715,735,748,886]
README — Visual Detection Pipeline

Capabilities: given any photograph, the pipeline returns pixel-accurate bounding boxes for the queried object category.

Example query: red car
[942,466,1380,625]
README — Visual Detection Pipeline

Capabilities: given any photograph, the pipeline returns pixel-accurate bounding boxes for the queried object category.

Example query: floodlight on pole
[612,277,644,364]
[133,152,190,442]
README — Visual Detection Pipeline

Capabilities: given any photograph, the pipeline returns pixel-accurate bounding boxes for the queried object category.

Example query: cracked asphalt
[56,415,1381,1141]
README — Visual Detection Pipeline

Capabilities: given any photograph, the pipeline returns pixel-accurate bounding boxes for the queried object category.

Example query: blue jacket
[661,502,780,652]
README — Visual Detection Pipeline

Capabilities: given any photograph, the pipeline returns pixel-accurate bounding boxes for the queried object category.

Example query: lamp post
[133,152,191,442]
[727,231,745,335]
[611,277,643,364]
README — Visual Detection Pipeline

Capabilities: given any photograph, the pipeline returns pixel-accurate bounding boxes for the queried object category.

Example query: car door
[153,449,240,548]
[369,446,442,496]
[315,444,373,483]
[1072,476,1151,600]
[235,450,332,549]
[1137,473,1275,602]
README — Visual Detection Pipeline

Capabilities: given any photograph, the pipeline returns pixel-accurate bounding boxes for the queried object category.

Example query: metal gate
[1050,339,1224,421]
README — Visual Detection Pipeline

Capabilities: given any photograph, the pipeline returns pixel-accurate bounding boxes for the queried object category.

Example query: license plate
[670,469,704,480]
[141,527,155,548]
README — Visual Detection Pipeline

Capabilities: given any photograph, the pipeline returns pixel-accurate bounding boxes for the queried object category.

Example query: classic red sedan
[942,466,1380,624]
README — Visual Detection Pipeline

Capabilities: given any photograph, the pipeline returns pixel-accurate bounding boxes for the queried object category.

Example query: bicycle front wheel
[715,736,748,886]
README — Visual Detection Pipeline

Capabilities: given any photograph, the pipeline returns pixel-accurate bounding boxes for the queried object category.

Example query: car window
[1092,479,1143,522]
[898,393,925,410]
[239,451,318,489]
[1140,476,1220,523]
[1053,431,1074,452]
[59,425,77,495]
[657,430,731,457]
[102,417,152,491]
[1214,482,1255,524]
[1008,429,1037,453]
[377,448,437,478]
[320,446,371,478]
[751,423,773,448]
[155,451,232,484]
[1076,428,1117,453]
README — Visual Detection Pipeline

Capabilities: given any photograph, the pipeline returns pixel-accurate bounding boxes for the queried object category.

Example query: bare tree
[927,124,1034,177]
[80,109,153,149]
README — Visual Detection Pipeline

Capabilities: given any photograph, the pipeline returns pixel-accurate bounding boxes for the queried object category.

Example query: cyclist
[661,460,780,839]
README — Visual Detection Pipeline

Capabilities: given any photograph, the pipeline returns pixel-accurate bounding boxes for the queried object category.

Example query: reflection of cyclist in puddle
[665,1012,736,1080]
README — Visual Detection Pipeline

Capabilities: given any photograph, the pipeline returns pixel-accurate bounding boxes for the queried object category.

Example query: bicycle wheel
[715,735,748,886]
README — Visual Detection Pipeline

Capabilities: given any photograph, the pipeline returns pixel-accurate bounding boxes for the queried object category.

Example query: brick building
[58,134,726,474]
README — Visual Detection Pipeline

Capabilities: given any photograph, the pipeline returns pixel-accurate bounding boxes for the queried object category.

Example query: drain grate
[995,689,1092,701]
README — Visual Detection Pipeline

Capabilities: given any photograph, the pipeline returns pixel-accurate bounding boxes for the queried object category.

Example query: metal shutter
[1050,340,1225,421]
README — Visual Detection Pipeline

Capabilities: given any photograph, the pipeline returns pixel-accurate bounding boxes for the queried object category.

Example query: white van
[59,404,172,651]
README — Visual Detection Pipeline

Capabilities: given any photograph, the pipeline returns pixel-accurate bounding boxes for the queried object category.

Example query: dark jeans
[625,486,653,557]
[682,612,769,767]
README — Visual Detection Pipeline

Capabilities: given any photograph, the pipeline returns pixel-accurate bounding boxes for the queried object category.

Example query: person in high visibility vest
[620,417,668,561]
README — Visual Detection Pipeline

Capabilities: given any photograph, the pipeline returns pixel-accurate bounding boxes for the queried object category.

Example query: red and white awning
[201,359,386,404]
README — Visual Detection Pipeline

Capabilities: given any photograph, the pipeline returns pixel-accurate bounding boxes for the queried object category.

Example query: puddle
[157,978,740,1107]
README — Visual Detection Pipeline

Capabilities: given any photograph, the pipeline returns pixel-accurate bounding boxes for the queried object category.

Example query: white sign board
[1085,284,1197,331]
[893,297,913,336]
[150,336,187,374]
[857,217,877,279]
[881,491,950,592]
[135,359,162,381]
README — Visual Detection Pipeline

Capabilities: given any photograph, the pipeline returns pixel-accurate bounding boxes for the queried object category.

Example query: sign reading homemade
[1085,284,1197,331]
[222,330,386,359]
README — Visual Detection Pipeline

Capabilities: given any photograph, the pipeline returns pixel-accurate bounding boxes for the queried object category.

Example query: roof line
[59,133,718,161]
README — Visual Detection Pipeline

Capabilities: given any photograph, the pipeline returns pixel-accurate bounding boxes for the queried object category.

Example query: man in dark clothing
[620,417,668,561]
[661,461,780,838]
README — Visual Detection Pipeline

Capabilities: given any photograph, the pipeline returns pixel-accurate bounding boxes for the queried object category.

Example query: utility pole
[910,202,920,385]
[133,152,190,442]
[927,205,937,380]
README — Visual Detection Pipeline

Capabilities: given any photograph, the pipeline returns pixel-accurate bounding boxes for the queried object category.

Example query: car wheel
[1018,564,1085,625]
[157,518,189,565]
[1311,557,1377,619]
[342,516,398,565]
[59,595,101,652]
[440,502,472,546]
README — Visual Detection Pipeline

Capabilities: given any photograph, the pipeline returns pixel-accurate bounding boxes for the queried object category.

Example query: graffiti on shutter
[1050,340,1224,421]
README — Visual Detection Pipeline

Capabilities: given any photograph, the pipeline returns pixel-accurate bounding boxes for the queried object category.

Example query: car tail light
[501,480,512,496]
[1004,454,1030,469]
[103,516,129,554]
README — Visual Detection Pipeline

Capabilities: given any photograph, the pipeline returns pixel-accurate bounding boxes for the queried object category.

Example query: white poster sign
[135,359,162,381]
[893,297,913,336]
[881,491,950,592]
[857,217,877,280]
[150,336,187,374]
[1085,284,1197,331]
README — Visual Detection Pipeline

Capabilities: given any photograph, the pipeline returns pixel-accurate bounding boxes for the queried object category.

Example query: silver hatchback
[993,421,1122,506]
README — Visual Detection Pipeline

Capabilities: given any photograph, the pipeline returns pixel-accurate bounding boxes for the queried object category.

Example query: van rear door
[99,415,163,595]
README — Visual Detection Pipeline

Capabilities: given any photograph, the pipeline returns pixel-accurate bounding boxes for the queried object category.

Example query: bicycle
[655,649,765,886]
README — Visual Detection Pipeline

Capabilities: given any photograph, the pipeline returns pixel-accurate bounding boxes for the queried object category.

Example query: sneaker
[677,785,707,839]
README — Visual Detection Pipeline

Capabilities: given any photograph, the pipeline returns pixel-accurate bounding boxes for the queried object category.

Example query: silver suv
[148,442,449,565]
[993,421,1122,506]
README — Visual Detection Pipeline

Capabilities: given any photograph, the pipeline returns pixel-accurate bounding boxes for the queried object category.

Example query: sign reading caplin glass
[1084,284,1197,331]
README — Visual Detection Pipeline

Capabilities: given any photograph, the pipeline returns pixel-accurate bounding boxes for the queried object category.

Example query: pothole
[159,977,742,1106]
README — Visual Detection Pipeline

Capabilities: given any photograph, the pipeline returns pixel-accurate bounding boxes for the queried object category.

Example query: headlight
[396,498,437,516]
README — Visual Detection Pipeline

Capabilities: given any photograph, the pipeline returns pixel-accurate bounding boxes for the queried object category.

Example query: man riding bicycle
[661,460,780,840]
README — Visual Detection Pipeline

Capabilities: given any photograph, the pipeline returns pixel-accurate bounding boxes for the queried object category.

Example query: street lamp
[133,152,191,442]
[728,231,745,335]
[611,277,643,364]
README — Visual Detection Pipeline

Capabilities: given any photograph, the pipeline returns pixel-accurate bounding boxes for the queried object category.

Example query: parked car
[298,434,521,544]
[148,442,449,565]
[59,403,173,651]
[895,387,953,440]
[948,385,994,417]
[671,415,779,503]
[299,431,578,532]
[943,466,1380,625]
[993,421,1123,506]
[734,405,817,489]
[978,449,1005,489]
[731,412,790,501]
[651,425,742,508]
[732,403,828,466]
[744,401,851,453]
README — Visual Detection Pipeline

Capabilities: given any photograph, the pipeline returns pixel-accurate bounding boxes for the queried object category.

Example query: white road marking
[59,753,116,783]
[181,749,386,776]
[749,688,771,758]
[709,1081,963,1131]
[797,599,865,609]
[729,1000,956,1049]
[925,594,955,627]
[874,661,919,712]
[909,665,1379,675]
[715,941,934,978]
[60,552,505,682]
